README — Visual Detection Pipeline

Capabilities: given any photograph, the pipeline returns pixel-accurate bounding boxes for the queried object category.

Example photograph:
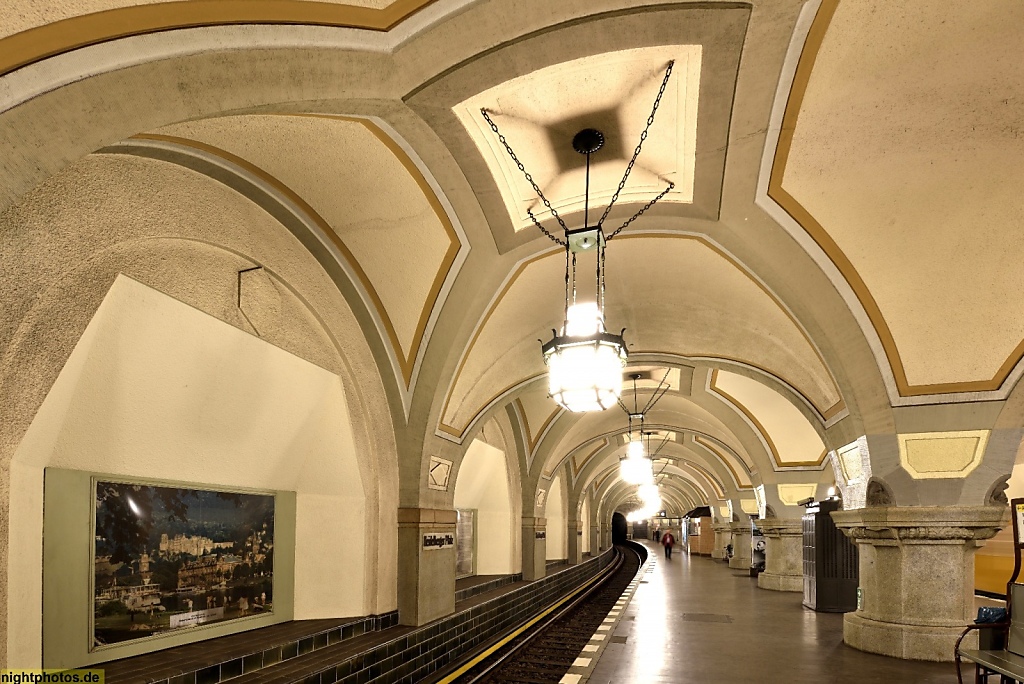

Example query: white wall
[545,474,567,560]
[453,440,514,575]
[9,277,373,665]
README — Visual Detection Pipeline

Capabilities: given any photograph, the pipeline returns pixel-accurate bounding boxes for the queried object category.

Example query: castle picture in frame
[93,480,275,648]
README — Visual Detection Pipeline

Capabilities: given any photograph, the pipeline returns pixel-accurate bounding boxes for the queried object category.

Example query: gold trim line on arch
[133,121,459,389]
[709,369,827,468]
[0,0,439,78]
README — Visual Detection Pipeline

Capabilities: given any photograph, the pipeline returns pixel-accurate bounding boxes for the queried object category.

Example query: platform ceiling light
[481,62,676,413]
[618,372,672,487]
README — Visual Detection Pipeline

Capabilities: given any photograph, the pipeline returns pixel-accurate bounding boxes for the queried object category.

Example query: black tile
[314,631,328,649]
[304,673,321,684]
[220,658,242,680]
[328,628,342,645]
[263,646,282,666]
[342,624,355,640]
[322,666,338,684]
[282,641,299,660]
[242,652,262,674]
[298,637,314,655]
[170,674,196,684]
[195,666,218,684]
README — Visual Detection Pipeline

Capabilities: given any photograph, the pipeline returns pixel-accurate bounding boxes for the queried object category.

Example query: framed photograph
[92,480,275,649]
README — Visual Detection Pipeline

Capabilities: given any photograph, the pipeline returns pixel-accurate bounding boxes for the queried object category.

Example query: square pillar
[567,520,583,565]
[711,523,730,560]
[397,507,456,626]
[521,517,547,581]
[590,525,600,555]
[832,506,1007,661]
[757,519,803,592]
[728,522,752,570]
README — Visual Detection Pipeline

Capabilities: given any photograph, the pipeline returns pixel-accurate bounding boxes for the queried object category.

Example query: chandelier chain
[606,182,674,240]
[481,109,569,244]
[527,208,568,246]
[599,60,675,230]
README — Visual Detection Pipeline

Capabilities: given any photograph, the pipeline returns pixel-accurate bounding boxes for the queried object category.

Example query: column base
[711,549,726,560]
[728,555,751,570]
[843,612,975,662]
[757,571,802,592]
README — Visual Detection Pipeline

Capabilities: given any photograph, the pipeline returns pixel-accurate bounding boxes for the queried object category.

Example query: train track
[437,543,644,684]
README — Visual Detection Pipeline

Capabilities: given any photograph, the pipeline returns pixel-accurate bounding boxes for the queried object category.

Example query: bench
[955,584,1022,683]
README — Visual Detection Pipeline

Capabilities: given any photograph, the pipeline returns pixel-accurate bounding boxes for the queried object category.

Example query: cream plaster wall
[0,153,400,656]
[785,0,1024,387]
[713,370,825,465]
[157,114,451,361]
[452,440,515,575]
[454,45,701,231]
[8,277,373,665]
[545,475,567,561]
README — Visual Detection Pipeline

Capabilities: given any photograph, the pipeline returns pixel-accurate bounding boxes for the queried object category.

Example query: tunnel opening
[611,511,627,545]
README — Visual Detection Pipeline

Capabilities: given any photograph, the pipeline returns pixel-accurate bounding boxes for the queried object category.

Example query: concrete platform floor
[587,540,958,683]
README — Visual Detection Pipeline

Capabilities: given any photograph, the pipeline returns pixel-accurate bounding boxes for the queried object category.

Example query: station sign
[422,533,454,550]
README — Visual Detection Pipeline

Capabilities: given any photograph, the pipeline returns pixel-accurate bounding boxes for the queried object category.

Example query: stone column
[728,521,752,570]
[711,523,731,560]
[590,525,600,555]
[832,506,1006,661]
[521,516,547,581]
[397,507,456,626]
[757,519,804,592]
[567,520,583,565]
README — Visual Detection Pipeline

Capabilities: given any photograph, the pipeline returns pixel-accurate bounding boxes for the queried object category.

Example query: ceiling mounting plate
[566,226,604,253]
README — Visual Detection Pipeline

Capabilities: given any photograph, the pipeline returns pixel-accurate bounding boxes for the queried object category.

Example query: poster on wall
[92,480,274,649]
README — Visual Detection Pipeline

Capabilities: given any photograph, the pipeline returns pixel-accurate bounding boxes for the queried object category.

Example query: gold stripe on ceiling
[134,116,459,388]
[438,233,844,439]
[567,441,606,479]
[513,397,560,454]
[0,0,439,77]
[709,369,826,468]
[693,435,753,490]
[768,0,1024,396]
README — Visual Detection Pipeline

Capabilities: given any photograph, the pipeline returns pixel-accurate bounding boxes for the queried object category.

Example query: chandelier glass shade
[543,302,627,412]
[619,453,654,486]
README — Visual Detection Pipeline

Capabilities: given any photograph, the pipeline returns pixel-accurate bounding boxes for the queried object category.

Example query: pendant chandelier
[481,61,675,412]
[618,371,672,491]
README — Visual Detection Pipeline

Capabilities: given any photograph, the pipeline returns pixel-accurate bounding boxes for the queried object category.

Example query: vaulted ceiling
[2,0,1023,521]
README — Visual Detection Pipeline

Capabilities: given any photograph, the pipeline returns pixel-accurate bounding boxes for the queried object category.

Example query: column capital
[758,518,803,538]
[831,506,1007,544]
[729,521,751,534]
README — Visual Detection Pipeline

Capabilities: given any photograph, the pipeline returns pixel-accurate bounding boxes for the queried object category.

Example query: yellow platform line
[436,563,614,684]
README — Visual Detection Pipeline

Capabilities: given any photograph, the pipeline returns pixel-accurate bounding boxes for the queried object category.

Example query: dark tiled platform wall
[453,573,522,603]
[304,550,615,684]
[136,612,399,684]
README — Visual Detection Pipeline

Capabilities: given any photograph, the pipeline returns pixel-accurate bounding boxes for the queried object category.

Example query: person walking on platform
[654,528,661,543]
[662,529,675,558]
